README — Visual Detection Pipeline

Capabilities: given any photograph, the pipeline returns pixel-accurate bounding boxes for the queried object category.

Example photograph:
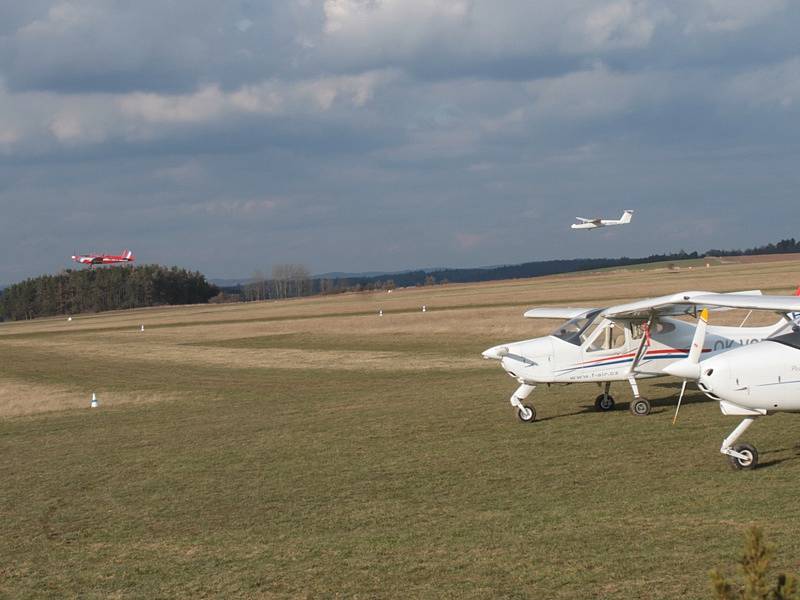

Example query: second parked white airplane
[571,209,634,230]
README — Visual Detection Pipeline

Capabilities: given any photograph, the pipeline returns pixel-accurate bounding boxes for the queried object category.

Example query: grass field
[3,257,800,598]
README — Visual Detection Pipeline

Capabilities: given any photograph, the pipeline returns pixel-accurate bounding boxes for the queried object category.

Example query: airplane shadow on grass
[535,388,711,422]
[536,386,713,423]
[747,441,800,469]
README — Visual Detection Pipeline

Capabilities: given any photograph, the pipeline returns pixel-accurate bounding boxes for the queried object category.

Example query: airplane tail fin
[620,210,634,224]
[123,250,134,261]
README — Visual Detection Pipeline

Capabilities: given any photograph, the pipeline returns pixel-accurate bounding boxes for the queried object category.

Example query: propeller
[663,308,708,425]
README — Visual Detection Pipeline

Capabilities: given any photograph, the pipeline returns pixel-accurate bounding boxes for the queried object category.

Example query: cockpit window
[550,309,602,346]
[769,330,800,350]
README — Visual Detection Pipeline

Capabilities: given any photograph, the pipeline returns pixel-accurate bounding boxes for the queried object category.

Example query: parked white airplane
[571,210,634,230]
[482,290,796,422]
[664,301,800,470]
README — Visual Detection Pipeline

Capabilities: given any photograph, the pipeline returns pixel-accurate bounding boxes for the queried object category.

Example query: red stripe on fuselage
[581,347,710,365]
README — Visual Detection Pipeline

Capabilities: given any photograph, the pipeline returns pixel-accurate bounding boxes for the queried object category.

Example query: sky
[2,0,800,282]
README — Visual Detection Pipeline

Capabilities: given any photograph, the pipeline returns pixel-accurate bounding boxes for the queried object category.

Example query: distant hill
[315,237,800,291]
[313,270,409,279]
[210,278,256,288]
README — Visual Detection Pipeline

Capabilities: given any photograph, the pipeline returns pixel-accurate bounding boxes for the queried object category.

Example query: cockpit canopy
[550,309,602,346]
[770,329,800,350]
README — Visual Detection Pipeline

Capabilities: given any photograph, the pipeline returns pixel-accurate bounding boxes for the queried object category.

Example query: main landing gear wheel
[629,398,651,416]
[517,405,536,423]
[728,443,758,470]
[594,394,615,412]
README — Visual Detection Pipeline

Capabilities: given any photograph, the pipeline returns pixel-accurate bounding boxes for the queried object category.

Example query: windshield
[770,329,800,350]
[550,309,602,345]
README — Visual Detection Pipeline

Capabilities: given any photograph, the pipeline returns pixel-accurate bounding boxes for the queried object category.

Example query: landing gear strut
[721,418,759,470]
[511,383,536,423]
[594,382,615,411]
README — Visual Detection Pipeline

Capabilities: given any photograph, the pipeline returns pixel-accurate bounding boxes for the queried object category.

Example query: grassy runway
[3,257,800,598]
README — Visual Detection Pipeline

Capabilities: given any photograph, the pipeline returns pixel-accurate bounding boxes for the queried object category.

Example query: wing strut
[628,314,654,376]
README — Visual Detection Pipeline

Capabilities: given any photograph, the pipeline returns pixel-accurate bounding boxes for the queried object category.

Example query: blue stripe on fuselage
[556,353,689,374]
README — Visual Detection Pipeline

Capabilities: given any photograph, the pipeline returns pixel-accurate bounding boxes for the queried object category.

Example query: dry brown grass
[0,379,178,418]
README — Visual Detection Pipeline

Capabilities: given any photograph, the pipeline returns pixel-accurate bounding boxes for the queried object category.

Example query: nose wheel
[517,405,536,423]
[721,418,760,470]
[510,383,537,423]
[728,443,758,470]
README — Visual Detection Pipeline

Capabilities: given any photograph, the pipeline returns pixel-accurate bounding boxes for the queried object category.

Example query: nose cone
[663,359,701,380]
[482,345,509,360]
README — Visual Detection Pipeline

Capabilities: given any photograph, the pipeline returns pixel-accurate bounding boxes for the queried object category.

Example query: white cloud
[727,57,800,109]
[0,129,19,147]
[118,85,227,124]
[324,0,469,35]
[574,1,660,51]
[117,71,395,124]
[0,69,396,154]
[17,1,99,36]
[682,0,787,33]
[525,63,656,120]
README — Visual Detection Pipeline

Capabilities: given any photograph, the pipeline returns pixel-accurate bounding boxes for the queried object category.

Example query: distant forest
[286,237,800,294]
[3,238,800,321]
[0,265,217,321]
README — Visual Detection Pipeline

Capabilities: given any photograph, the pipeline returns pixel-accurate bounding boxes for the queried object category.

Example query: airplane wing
[602,290,767,320]
[524,307,598,320]
[575,217,601,224]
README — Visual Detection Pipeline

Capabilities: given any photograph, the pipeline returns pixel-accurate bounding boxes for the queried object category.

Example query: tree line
[6,237,800,320]
[217,237,800,302]
[317,238,800,292]
[240,264,312,301]
[0,265,218,321]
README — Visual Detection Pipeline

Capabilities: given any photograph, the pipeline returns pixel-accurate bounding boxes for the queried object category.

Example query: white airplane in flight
[482,290,797,422]
[664,301,800,470]
[571,210,634,230]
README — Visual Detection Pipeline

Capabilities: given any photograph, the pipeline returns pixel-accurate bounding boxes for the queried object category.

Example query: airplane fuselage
[487,317,785,387]
[570,221,620,230]
[71,250,135,267]
[697,334,800,414]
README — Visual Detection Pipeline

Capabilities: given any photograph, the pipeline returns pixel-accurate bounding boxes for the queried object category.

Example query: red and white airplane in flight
[71,250,135,267]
